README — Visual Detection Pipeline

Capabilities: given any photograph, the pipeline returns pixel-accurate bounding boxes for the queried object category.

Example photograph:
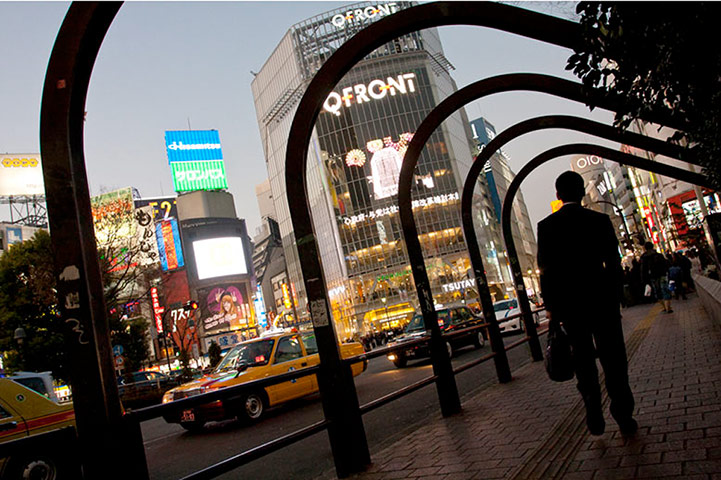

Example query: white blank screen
[192,236,247,280]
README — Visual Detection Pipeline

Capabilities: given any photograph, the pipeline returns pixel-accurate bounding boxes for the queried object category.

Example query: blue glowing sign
[164,130,223,163]
[156,219,185,271]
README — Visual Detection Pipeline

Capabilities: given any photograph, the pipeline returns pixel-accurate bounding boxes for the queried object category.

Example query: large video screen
[192,236,247,280]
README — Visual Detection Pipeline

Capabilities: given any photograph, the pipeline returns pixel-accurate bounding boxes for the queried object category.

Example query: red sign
[151,286,165,333]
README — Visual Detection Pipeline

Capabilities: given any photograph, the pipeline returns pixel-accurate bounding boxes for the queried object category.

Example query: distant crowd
[623,245,713,309]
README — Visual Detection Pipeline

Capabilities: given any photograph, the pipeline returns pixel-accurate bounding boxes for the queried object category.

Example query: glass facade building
[469,117,539,299]
[252,2,499,338]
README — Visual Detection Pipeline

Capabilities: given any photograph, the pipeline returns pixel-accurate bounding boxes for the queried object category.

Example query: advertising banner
[169,160,228,192]
[6,227,22,246]
[90,187,135,244]
[134,196,178,222]
[134,206,159,266]
[164,130,223,163]
[164,130,228,192]
[198,283,255,334]
[156,218,185,271]
[0,154,44,196]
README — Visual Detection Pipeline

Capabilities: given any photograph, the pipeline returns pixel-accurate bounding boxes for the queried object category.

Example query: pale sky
[0,1,615,236]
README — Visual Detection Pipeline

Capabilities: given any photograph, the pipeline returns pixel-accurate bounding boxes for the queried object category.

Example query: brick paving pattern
[332,296,721,480]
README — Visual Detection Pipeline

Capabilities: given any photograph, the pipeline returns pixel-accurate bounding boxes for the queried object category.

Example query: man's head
[555,171,585,203]
[644,241,654,251]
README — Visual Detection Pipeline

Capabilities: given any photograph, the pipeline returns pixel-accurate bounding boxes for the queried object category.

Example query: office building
[252,1,500,337]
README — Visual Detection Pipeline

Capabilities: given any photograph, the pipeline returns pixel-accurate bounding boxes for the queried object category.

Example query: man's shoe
[618,417,638,436]
[587,414,606,436]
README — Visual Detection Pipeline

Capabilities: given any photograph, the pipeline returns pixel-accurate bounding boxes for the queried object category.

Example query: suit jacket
[537,203,623,319]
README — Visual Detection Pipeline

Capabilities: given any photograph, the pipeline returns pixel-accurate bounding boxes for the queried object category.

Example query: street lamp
[381,297,389,327]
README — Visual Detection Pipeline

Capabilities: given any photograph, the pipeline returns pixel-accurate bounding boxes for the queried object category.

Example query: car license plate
[181,409,195,422]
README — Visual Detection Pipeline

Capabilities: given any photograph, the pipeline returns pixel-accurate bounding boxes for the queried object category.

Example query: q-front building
[251,1,504,338]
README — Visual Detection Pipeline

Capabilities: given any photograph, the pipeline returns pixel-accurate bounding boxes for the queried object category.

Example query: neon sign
[151,287,165,333]
[341,192,460,226]
[170,160,228,192]
[331,3,399,29]
[574,155,603,170]
[165,130,223,163]
[441,278,476,293]
[323,73,417,116]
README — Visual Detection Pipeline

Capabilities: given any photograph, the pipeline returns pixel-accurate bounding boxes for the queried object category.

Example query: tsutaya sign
[442,278,476,293]
[331,3,399,29]
[323,73,417,117]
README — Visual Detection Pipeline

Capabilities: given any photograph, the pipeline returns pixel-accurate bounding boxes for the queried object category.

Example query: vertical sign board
[155,219,185,271]
[151,286,164,333]
[254,284,268,329]
[164,130,228,192]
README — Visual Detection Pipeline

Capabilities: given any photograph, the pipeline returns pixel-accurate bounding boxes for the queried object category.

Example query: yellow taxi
[0,378,76,479]
[162,330,367,431]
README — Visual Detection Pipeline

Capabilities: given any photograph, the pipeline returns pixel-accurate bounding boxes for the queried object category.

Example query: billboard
[6,227,22,246]
[0,154,45,196]
[156,218,185,271]
[164,130,228,192]
[134,196,178,222]
[170,160,228,192]
[91,187,136,243]
[134,206,159,266]
[192,236,247,280]
[165,130,223,163]
[198,283,254,333]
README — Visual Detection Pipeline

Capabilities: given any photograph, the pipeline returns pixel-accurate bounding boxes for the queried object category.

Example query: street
[142,331,542,480]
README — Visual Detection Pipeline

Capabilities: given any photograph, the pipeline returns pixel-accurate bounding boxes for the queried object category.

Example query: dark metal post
[39,2,149,478]
[397,169,462,416]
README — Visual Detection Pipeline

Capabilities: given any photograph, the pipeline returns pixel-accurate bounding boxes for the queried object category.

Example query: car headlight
[387,353,397,361]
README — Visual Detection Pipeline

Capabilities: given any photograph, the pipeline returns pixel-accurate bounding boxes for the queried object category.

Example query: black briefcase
[544,323,575,382]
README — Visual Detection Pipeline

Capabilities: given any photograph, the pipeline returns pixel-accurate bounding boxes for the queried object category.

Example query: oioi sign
[164,130,228,192]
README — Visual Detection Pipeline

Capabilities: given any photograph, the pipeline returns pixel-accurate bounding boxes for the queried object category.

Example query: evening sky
[0,1,615,236]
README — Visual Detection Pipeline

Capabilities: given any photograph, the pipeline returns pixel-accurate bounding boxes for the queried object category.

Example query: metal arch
[283,2,596,459]
[284,3,591,431]
[396,73,694,381]
[501,145,712,303]
[469,115,696,360]
[38,2,149,479]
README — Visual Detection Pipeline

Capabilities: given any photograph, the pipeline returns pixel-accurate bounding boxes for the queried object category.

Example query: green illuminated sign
[170,160,228,192]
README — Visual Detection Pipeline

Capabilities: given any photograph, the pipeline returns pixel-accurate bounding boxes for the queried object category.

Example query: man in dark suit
[537,171,637,436]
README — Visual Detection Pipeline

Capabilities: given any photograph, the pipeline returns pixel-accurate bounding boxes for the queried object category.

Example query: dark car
[117,371,177,409]
[386,306,486,368]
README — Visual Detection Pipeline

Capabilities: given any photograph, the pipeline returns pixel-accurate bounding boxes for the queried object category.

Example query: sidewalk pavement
[340,295,721,480]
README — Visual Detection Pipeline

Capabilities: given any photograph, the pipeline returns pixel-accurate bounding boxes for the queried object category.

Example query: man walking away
[640,242,672,313]
[537,171,637,437]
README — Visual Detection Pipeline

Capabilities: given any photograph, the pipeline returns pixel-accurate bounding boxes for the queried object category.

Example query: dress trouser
[563,314,635,423]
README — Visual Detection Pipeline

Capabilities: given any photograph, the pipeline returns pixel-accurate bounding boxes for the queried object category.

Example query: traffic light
[184,300,199,312]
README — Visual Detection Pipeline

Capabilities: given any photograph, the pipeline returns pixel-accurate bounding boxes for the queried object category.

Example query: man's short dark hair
[644,241,654,251]
[555,171,585,202]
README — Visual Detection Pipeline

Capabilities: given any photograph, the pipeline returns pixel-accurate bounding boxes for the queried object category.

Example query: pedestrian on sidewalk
[640,242,673,313]
[537,171,637,437]
[669,254,688,300]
